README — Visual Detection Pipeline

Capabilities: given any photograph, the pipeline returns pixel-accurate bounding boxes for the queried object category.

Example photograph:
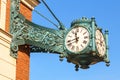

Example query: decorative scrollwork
[10,43,18,58]
[10,0,65,58]
[10,13,65,58]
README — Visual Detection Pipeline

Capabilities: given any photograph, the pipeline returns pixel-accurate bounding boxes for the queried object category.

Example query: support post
[91,17,96,53]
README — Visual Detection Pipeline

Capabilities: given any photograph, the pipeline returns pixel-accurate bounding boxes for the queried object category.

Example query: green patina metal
[91,17,96,52]
[104,30,110,66]
[10,0,65,58]
[10,0,110,71]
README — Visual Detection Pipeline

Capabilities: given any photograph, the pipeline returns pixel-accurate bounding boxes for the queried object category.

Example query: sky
[30,0,120,80]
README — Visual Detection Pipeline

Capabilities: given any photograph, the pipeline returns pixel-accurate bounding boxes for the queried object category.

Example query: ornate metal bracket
[10,0,66,58]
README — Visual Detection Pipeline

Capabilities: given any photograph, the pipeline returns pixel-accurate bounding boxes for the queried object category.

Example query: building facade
[0,0,39,80]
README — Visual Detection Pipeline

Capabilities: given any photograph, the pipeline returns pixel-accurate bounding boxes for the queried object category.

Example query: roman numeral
[84,36,88,39]
[83,31,87,35]
[76,46,79,51]
[81,44,83,48]
[83,40,87,44]
[67,43,72,47]
[67,40,71,43]
[72,30,75,34]
[76,28,79,32]
[80,30,82,33]
[68,35,72,37]
[71,46,75,50]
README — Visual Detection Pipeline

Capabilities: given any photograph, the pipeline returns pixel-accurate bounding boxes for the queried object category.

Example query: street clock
[10,0,110,71]
[63,17,110,70]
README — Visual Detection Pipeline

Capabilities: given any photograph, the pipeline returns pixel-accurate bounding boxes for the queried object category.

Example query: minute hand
[67,37,79,43]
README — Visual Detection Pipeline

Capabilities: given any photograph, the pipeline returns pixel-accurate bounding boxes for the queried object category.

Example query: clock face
[95,30,106,56]
[65,26,90,53]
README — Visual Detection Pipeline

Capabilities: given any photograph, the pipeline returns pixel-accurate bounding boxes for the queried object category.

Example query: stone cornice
[0,28,12,48]
[0,28,12,39]
[21,0,40,10]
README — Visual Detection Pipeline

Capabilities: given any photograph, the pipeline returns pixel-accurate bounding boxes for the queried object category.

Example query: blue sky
[30,0,120,80]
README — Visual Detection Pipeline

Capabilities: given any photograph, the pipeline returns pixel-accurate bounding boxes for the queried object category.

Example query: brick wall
[16,2,32,80]
[20,2,32,20]
[16,45,30,80]
[5,0,10,32]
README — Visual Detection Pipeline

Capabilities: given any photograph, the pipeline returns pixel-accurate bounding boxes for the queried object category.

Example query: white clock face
[65,26,90,53]
[95,30,106,56]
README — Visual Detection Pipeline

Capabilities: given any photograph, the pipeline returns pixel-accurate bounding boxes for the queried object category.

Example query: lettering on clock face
[65,26,90,53]
[95,30,106,56]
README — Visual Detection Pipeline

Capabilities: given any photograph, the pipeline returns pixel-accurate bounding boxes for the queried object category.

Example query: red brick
[20,2,32,20]
[16,45,30,80]
[5,0,10,32]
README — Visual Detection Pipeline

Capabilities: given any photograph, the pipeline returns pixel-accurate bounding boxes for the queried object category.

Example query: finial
[105,29,109,34]
[91,16,95,21]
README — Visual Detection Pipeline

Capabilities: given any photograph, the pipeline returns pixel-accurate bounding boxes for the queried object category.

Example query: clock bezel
[64,24,91,54]
[95,29,106,57]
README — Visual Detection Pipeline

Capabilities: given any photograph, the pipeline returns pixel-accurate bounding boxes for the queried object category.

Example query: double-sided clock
[65,26,90,53]
[95,29,106,56]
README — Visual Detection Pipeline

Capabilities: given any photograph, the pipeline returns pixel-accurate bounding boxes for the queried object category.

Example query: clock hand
[67,41,77,46]
[67,37,79,43]
[67,38,79,48]
[67,38,76,43]
[75,32,79,42]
